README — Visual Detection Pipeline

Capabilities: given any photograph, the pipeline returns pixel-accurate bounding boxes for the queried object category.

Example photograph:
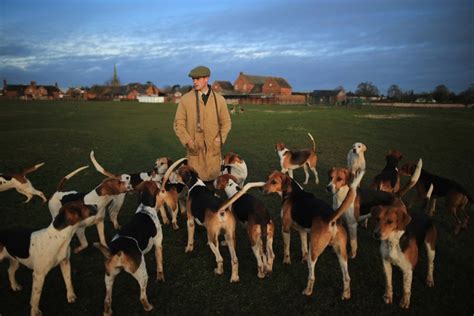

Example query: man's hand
[187,140,196,151]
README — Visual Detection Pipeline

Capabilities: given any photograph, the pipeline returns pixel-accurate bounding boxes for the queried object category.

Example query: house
[309,89,347,105]
[233,72,292,95]
[3,80,62,100]
[212,81,234,94]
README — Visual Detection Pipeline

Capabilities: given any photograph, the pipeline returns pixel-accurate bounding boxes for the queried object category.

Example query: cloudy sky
[0,0,472,93]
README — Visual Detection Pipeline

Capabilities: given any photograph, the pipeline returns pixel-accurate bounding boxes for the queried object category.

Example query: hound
[220,152,248,186]
[229,106,236,115]
[49,166,131,253]
[0,163,47,203]
[94,181,164,315]
[275,132,319,184]
[400,162,473,234]
[371,197,437,309]
[262,169,363,297]
[90,150,159,230]
[326,159,422,259]
[372,150,403,193]
[215,174,275,278]
[347,142,367,177]
[161,158,265,282]
[0,201,97,316]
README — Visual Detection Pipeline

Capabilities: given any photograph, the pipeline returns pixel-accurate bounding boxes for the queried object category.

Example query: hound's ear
[370,205,383,218]
[134,181,146,192]
[281,174,291,191]
[397,209,411,230]
[328,167,335,177]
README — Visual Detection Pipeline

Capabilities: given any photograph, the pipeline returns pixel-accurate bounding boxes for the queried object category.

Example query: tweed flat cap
[188,65,211,78]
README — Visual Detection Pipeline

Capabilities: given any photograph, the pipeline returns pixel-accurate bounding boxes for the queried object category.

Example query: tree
[387,84,403,101]
[355,81,379,97]
[432,84,450,103]
[458,84,474,105]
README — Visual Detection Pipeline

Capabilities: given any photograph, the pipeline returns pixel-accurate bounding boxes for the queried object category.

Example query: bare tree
[356,81,379,97]
[387,84,403,101]
[432,84,450,103]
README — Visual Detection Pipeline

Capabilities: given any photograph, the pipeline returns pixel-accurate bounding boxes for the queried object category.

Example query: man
[173,65,231,184]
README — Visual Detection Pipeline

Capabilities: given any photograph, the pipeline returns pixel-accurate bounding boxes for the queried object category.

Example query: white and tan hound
[326,159,422,259]
[215,174,275,278]
[275,132,319,184]
[262,170,363,297]
[0,163,47,203]
[371,198,436,309]
[95,181,164,315]
[49,166,131,253]
[346,142,367,178]
[162,158,264,282]
[0,201,97,316]
[220,152,248,186]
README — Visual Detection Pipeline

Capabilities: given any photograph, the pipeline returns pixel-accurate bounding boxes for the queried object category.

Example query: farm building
[3,80,62,100]
[309,89,347,105]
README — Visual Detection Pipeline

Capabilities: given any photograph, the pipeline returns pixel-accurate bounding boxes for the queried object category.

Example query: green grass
[0,100,473,315]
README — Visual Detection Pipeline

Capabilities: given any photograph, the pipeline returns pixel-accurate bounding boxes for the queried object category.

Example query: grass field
[0,100,473,315]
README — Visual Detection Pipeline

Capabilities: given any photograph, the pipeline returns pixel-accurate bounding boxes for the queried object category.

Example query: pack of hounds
[0,133,472,315]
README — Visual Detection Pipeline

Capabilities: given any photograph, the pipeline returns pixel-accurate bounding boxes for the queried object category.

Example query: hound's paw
[185,245,194,253]
[315,179,320,185]
[426,277,434,287]
[257,267,266,279]
[301,253,308,263]
[11,282,22,291]
[162,218,170,225]
[214,264,224,275]
[383,293,393,304]
[172,223,179,230]
[67,292,77,303]
[283,255,291,265]
[112,223,121,230]
[156,272,165,282]
[350,251,357,259]
[73,245,87,254]
[302,288,313,296]
[142,302,154,312]
[399,296,410,309]
[32,308,43,316]
[230,275,240,283]
[341,289,351,300]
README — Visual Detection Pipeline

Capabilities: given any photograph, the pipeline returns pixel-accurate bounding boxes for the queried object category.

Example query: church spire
[112,64,120,87]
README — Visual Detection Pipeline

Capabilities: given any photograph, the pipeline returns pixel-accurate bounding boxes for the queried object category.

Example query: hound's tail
[90,150,117,178]
[23,162,45,175]
[329,170,365,223]
[307,133,316,152]
[93,242,111,259]
[161,157,187,189]
[397,158,422,198]
[56,166,89,191]
[217,182,266,213]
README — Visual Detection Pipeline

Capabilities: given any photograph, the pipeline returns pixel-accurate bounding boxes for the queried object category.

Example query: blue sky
[0,0,472,93]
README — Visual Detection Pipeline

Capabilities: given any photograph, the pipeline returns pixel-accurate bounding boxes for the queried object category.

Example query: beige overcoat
[173,89,231,181]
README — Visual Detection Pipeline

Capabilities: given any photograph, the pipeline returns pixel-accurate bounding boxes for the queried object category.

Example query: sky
[0,0,472,94]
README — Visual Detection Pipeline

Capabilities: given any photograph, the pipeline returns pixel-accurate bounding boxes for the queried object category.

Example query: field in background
[0,100,473,315]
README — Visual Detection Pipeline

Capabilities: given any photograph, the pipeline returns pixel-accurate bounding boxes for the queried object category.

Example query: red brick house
[211,81,234,94]
[233,72,292,95]
[86,82,160,101]
[3,80,62,100]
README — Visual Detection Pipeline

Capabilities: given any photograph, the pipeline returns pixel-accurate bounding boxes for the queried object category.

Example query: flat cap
[188,65,211,78]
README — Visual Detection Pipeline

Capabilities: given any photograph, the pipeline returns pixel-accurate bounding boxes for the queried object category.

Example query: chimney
[55,82,58,88]
[3,79,6,89]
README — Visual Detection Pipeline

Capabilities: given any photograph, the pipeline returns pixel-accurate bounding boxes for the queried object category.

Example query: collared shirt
[199,85,211,105]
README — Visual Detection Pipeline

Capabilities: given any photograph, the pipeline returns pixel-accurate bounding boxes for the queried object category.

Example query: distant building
[3,80,62,100]
[85,82,161,101]
[211,72,304,105]
[233,72,292,95]
[309,89,347,105]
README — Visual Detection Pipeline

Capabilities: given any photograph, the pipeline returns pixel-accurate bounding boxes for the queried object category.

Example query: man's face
[192,76,209,92]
